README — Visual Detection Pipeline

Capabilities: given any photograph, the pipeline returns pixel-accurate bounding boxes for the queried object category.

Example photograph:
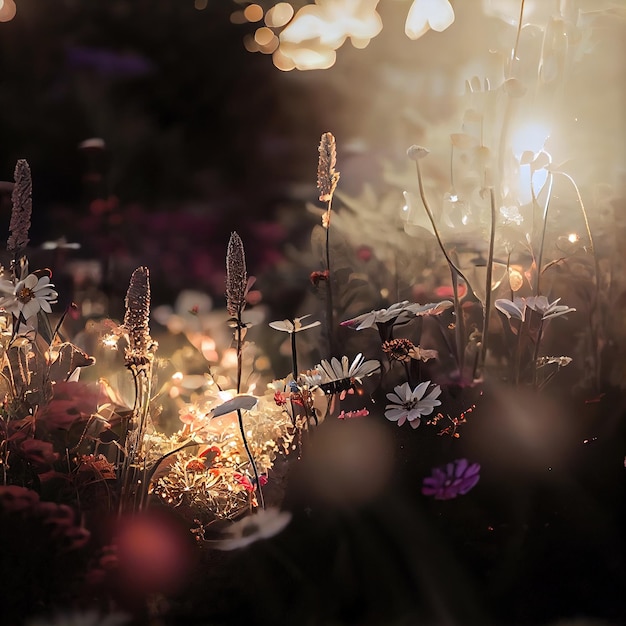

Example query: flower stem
[535,172,554,296]
[414,159,471,378]
[324,200,335,357]
[478,188,497,377]
[291,328,298,381]
[234,311,264,508]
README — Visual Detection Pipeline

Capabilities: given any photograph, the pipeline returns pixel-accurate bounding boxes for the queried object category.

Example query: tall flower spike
[317,132,340,203]
[123,266,155,369]
[7,159,32,256]
[226,231,247,317]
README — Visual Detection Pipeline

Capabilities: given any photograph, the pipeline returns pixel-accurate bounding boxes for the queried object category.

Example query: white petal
[22,299,41,320]
[269,320,293,332]
[23,274,38,289]
[411,381,430,400]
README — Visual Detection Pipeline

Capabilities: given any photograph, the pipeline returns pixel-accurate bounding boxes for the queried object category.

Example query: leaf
[47,342,95,383]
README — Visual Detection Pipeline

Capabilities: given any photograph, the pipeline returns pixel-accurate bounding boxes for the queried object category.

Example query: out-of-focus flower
[301,353,380,394]
[382,338,438,363]
[213,507,291,551]
[280,0,382,50]
[405,0,455,40]
[18,439,59,469]
[233,472,268,492]
[0,486,90,550]
[525,296,576,320]
[341,301,414,330]
[385,381,442,428]
[342,300,451,330]
[495,297,527,321]
[269,314,321,333]
[421,458,480,499]
[37,381,107,430]
[495,296,575,322]
[0,273,58,320]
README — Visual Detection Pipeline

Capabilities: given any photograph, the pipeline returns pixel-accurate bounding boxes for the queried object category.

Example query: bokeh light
[265,2,294,29]
[243,3,263,23]
[0,0,17,22]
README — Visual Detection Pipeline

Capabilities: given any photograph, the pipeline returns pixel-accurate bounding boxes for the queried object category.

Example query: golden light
[511,123,550,158]
[405,0,455,40]
[259,35,279,55]
[194,0,208,10]
[221,348,239,370]
[243,4,263,23]
[279,0,382,66]
[265,3,294,28]
[254,26,274,47]
[272,48,296,72]
[567,233,579,244]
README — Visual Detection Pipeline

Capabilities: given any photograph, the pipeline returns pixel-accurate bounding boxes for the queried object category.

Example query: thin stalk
[531,320,545,388]
[414,159,472,379]
[324,199,335,357]
[509,0,526,78]
[290,329,298,381]
[413,160,472,287]
[234,312,264,509]
[554,171,600,388]
[450,268,465,376]
[535,172,554,295]
[478,188,497,376]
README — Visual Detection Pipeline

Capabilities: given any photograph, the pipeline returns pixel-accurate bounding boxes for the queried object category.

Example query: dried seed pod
[226,231,247,317]
[7,159,32,256]
[317,132,340,203]
[123,266,156,369]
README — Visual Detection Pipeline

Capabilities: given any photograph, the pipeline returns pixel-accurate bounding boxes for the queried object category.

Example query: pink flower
[422,458,480,500]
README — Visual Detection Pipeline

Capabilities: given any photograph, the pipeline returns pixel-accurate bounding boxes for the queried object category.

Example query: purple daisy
[421,458,480,500]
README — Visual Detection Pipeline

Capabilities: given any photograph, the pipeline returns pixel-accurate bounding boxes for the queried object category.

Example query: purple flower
[421,458,480,500]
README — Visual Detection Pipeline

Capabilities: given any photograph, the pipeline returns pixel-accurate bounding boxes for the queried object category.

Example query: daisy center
[404,399,419,410]
[17,287,35,304]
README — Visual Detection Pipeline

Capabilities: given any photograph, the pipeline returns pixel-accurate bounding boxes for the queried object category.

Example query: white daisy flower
[301,353,380,395]
[213,507,291,551]
[341,301,414,330]
[268,314,321,333]
[385,381,442,429]
[0,273,58,320]
[524,296,576,320]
